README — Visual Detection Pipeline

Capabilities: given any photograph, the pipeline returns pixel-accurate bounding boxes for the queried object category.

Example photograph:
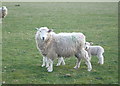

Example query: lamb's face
[37,27,52,41]
[85,42,91,50]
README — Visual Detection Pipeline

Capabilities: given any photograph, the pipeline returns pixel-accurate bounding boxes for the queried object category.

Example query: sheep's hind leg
[81,49,92,71]
[56,57,65,66]
[74,54,82,69]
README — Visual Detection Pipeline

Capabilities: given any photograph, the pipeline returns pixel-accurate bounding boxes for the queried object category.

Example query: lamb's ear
[48,29,53,33]
[35,28,39,30]
[90,42,93,45]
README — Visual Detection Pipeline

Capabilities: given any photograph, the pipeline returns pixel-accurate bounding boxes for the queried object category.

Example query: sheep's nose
[42,37,45,40]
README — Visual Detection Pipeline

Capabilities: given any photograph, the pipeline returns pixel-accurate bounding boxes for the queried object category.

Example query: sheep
[35,27,92,72]
[85,42,104,64]
[0,6,8,18]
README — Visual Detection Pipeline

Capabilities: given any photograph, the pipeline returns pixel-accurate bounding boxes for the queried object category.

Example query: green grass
[2,2,118,84]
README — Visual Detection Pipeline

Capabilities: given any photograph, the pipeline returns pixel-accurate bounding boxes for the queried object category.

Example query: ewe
[35,27,92,72]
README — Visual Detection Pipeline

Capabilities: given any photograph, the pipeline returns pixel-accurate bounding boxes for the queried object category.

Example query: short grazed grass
[2,2,118,84]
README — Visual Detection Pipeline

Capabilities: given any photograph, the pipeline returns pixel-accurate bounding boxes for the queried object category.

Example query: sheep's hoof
[48,70,53,72]
[56,64,60,66]
[98,61,104,65]
[46,65,49,68]
[47,68,53,72]
[41,64,45,67]
[74,66,78,69]
[88,68,92,71]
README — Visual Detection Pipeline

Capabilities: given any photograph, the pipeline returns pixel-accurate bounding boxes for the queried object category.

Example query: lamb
[35,27,92,72]
[0,6,8,18]
[85,42,104,64]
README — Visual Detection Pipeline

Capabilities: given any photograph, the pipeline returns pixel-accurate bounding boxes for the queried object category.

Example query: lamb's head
[36,27,53,41]
[85,42,93,50]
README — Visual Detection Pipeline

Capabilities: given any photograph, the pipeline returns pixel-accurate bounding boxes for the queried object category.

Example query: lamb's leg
[97,54,104,64]
[82,49,92,71]
[41,56,46,67]
[56,57,65,66]
[47,58,53,72]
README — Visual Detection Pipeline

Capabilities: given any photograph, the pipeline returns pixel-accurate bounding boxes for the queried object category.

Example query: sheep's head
[2,6,7,11]
[36,27,53,41]
[2,6,8,18]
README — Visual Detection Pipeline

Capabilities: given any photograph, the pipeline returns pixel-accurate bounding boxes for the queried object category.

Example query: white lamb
[35,27,92,72]
[0,6,8,18]
[85,42,104,64]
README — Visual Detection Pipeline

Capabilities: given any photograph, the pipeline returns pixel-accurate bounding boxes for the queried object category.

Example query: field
[2,2,118,84]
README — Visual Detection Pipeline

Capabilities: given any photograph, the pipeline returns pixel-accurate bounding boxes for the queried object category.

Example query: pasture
[2,2,118,84]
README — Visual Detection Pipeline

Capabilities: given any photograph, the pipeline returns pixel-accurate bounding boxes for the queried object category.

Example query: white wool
[0,6,8,18]
[85,42,104,64]
[35,27,92,72]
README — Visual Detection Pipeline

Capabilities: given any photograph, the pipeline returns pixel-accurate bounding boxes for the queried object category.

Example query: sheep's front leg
[47,58,53,72]
[41,56,46,67]
[56,57,65,66]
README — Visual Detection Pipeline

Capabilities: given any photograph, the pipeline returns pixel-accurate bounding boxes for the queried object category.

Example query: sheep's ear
[35,28,39,30]
[90,42,93,45]
[48,29,53,33]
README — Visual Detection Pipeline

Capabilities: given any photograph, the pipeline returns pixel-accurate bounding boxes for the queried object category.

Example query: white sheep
[85,42,104,64]
[0,6,8,18]
[35,27,92,72]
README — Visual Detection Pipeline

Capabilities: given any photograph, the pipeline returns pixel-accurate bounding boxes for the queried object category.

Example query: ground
[2,2,118,84]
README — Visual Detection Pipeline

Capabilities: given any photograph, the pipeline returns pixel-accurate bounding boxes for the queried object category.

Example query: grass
[2,2,118,84]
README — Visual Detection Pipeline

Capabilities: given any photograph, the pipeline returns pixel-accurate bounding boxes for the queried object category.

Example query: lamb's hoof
[41,64,45,67]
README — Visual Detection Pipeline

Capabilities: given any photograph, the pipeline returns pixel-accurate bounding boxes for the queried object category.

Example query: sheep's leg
[85,55,91,65]
[56,57,65,66]
[47,58,53,72]
[81,49,92,71]
[74,57,82,69]
[41,56,46,67]
[61,57,65,65]
[45,57,49,68]
[97,54,104,64]
[56,57,62,66]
